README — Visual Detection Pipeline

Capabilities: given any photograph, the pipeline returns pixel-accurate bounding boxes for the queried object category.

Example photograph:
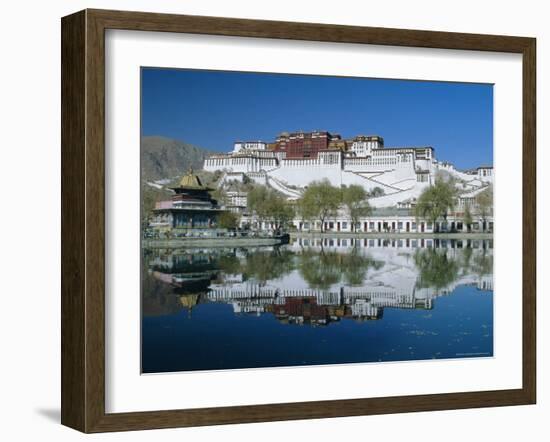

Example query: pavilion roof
[178,170,206,189]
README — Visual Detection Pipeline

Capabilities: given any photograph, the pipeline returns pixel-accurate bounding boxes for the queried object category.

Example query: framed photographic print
[61,9,536,433]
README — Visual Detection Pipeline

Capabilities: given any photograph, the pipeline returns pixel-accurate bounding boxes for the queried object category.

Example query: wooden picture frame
[61,8,536,433]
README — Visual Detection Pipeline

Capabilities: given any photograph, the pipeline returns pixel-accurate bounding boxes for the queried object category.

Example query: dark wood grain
[90,8,533,53]
[522,38,537,403]
[61,8,537,433]
[85,9,107,433]
[61,10,86,431]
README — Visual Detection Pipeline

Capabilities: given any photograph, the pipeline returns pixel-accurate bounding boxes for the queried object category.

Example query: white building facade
[203,130,494,211]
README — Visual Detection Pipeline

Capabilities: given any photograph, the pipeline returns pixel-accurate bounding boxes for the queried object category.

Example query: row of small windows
[207,158,276,166]
[295,237,493,250]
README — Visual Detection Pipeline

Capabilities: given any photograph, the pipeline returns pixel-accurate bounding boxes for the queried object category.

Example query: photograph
[2,0,542,437]
[140,68,494,374]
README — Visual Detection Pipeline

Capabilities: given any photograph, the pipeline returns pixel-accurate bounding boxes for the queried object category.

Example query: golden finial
[179,168,203,188]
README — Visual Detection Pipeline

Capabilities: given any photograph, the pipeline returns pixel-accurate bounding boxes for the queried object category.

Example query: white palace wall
[203,144,492,209]
[208,151,423,192]
[270,161,344,187]
[204,155,278,174]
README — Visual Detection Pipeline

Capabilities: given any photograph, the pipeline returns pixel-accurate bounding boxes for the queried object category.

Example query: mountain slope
[141,135,218,181]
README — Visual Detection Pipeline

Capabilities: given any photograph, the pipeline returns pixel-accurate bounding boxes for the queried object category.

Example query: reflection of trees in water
[298,250,340,290]
[414,249,460,290]
[213,246,382,289]
[217,254,242,275]
[241,248,296,283]
[298,247,382,289]
[472,250,493,278]
[458,246,493,278]
[461,246,473,272]
[143,243,494,320]
[147,241,493,298]
[342,248,383,285]
[414,246,493,290]
[216,248,296,284]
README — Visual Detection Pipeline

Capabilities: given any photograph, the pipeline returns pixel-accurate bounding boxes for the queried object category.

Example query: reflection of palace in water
[144,237,493,326]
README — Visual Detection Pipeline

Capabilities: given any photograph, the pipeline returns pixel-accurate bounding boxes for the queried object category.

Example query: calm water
[142,236,493,373]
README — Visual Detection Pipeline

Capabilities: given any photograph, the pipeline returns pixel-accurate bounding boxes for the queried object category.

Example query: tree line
[414,176,493,232]
[217,174,493,233]
[244,179,378,233]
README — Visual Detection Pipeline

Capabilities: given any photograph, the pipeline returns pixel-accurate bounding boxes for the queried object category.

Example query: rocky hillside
[140,136,221,224]
[141,135,218,181]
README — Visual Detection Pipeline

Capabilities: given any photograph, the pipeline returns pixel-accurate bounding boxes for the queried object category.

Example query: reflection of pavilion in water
[145,237,493,326]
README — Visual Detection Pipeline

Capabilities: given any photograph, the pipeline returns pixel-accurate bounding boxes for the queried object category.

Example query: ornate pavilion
[148,170,222,232]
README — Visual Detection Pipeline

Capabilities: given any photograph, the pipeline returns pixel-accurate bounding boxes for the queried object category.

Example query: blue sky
[141,68,493,170]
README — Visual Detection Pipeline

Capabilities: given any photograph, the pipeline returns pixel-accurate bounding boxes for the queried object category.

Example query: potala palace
[147,130,494,236]
[204,130,493,208]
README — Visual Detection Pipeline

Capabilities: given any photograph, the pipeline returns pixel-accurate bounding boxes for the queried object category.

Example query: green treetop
[217,210,240,230]
[475,184,493,232]
[341,184,372,232]
[247,185,295,232]
[414,176,458,232]
[463,203,473,232]
[297,179,341,233]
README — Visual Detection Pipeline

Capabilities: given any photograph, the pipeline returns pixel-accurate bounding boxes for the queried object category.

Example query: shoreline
[142,236,288,249]
[143,232,493,248]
